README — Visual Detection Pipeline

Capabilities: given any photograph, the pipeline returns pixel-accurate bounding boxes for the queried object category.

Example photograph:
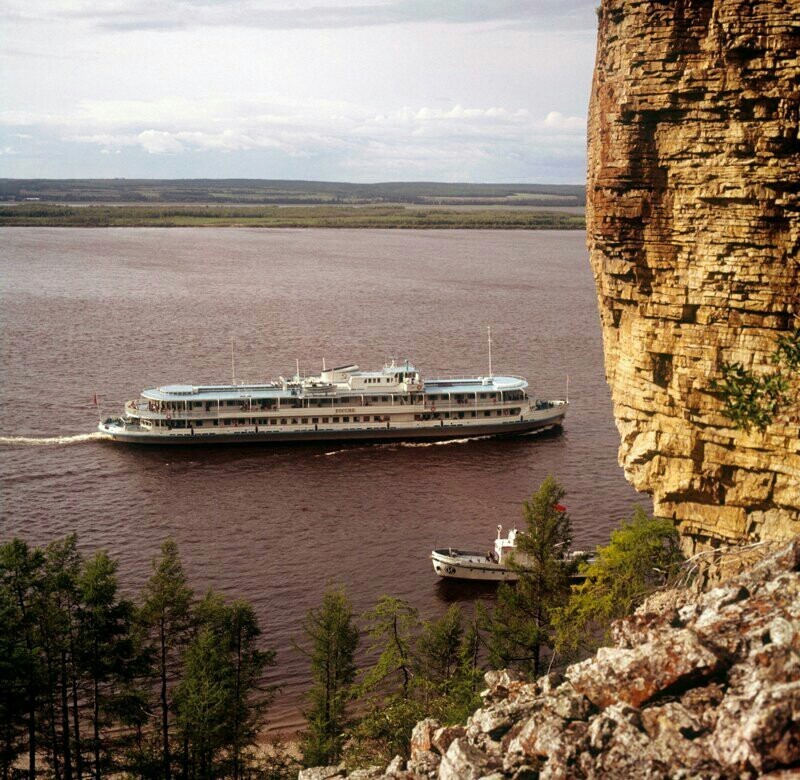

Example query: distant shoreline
[0,203,586,229]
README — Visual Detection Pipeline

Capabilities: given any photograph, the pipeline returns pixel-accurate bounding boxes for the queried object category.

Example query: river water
[0,227,647,730]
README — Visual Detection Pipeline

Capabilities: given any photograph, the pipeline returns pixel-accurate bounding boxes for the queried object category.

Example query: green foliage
[553,508,683,656]
[0,536,275,780]
[300,587,359,768]
[483,476,577,677]
[179,592,277,780]
[359,597,419,698]
[712,327,799,431]
[774,328,800,371]
[344,604,482,768]
[139,538,195,780]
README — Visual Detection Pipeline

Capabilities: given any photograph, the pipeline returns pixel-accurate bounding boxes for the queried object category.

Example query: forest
[1,478,682,778]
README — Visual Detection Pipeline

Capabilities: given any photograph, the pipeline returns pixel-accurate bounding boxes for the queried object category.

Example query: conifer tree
[359,597,419,699]
[78,550,136,778]
[139,539,194,780]
[300,587,359,768]
[0,539,46,779]
[485,476,576,677]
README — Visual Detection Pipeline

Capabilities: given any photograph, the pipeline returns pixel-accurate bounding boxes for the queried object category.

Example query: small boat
[431,525,592,582]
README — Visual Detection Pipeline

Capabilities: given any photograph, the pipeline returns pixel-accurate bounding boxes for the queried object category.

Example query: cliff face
[586,0,800,551]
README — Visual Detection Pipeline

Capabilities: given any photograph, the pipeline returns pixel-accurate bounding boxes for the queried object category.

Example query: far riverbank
[0,203,585,229]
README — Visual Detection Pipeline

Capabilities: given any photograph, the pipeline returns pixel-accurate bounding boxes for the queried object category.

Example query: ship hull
[99,410,565,445]
[431,549,519,582]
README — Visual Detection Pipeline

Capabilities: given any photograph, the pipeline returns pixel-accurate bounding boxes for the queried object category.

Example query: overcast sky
[1,1,598,183]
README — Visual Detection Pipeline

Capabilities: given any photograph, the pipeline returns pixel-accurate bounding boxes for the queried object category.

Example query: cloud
[137,130,185,154]
[542,110,585,130]
[1,96,586,180]
[5,0,597,32]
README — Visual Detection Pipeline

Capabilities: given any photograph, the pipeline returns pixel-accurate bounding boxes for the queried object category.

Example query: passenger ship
[98,360,568,445]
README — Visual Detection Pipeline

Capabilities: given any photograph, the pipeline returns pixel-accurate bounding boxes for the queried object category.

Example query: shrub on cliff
[553,508,683,656]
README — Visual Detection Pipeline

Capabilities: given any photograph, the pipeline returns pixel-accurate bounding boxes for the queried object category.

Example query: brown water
[0,227,647,730]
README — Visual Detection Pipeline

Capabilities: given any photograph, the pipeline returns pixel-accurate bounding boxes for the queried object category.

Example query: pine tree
[176,592,276,779]
[0,539,46,779]
[485,476,576,677]
[359,597,419,699]
[78,550,136,778]
[139,540,194,780]
[300,587,359,768]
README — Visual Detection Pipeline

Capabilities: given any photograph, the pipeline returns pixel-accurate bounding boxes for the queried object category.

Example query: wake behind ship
[99,360,568,445]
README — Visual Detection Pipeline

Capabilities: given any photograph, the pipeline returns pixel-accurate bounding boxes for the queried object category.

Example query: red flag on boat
[92,393,99,407]
[553,503,567,512]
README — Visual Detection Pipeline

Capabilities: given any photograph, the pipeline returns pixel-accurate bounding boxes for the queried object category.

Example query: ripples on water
[0,228,648,729]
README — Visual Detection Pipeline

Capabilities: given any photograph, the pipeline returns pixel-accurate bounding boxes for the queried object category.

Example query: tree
[300,587,359,768]
[78,550,136,778]
[359,597,419,699]
[139,539,194,780]
[554,508,683,655]
[0,539,46,779]
[176,592,276,780]
[484,476,577,677]
[0,566,32,780]
[416,604,462,689]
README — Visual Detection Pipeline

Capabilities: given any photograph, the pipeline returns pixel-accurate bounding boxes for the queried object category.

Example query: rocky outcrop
[586,0,800,551]
[299,540,800,779]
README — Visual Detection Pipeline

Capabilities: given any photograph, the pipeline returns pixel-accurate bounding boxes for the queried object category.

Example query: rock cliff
[299,539,800,779]
[586,0,800,551]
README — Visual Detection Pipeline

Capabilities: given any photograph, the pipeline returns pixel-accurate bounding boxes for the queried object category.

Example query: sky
[1,1,599,183]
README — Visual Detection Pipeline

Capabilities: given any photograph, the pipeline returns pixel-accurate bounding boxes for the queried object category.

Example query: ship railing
[125,397,533,419]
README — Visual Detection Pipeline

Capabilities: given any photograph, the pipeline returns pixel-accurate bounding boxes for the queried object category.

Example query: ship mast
[487,325,493,380]
[230,336,236,385]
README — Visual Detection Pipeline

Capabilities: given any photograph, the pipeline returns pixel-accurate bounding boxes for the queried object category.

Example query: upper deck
[138,361,529,403]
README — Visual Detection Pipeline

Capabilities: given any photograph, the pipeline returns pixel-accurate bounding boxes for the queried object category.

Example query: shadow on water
[434,577,500,605]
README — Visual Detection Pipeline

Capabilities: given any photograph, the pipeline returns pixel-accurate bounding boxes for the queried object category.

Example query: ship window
[332,417,339,422]
[322,417,328,423]
[373,416,381,422]
[196,421,203,427]
[213,420,219,426]
[484,411,491,417]
[343,416,350,423]
[312,418,319,424]
[270,419,277,425]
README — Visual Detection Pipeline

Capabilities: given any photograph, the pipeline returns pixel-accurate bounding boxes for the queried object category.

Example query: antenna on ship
[566,375,570,404]
[323,357,326,371]
[230,336,236,386]
[487,325,493,380]
[296,358,300,381]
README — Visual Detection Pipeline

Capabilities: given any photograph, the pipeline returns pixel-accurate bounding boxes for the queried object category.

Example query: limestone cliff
[586,0,800,551]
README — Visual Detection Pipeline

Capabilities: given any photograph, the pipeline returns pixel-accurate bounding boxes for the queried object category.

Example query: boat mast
[487,326,493,380]
[231,336,236,385]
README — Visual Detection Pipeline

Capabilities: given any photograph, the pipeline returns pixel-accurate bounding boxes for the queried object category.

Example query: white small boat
[431,525,591,582]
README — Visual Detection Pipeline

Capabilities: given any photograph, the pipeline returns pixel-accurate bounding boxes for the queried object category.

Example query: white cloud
[137,130,185,154]
[542,110,585,131]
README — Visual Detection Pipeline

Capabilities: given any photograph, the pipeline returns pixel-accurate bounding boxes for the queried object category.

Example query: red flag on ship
[553,503,567,512]
[92,393,99,407]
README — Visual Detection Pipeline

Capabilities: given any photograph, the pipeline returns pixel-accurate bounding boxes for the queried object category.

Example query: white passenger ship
[98,360,568,445]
